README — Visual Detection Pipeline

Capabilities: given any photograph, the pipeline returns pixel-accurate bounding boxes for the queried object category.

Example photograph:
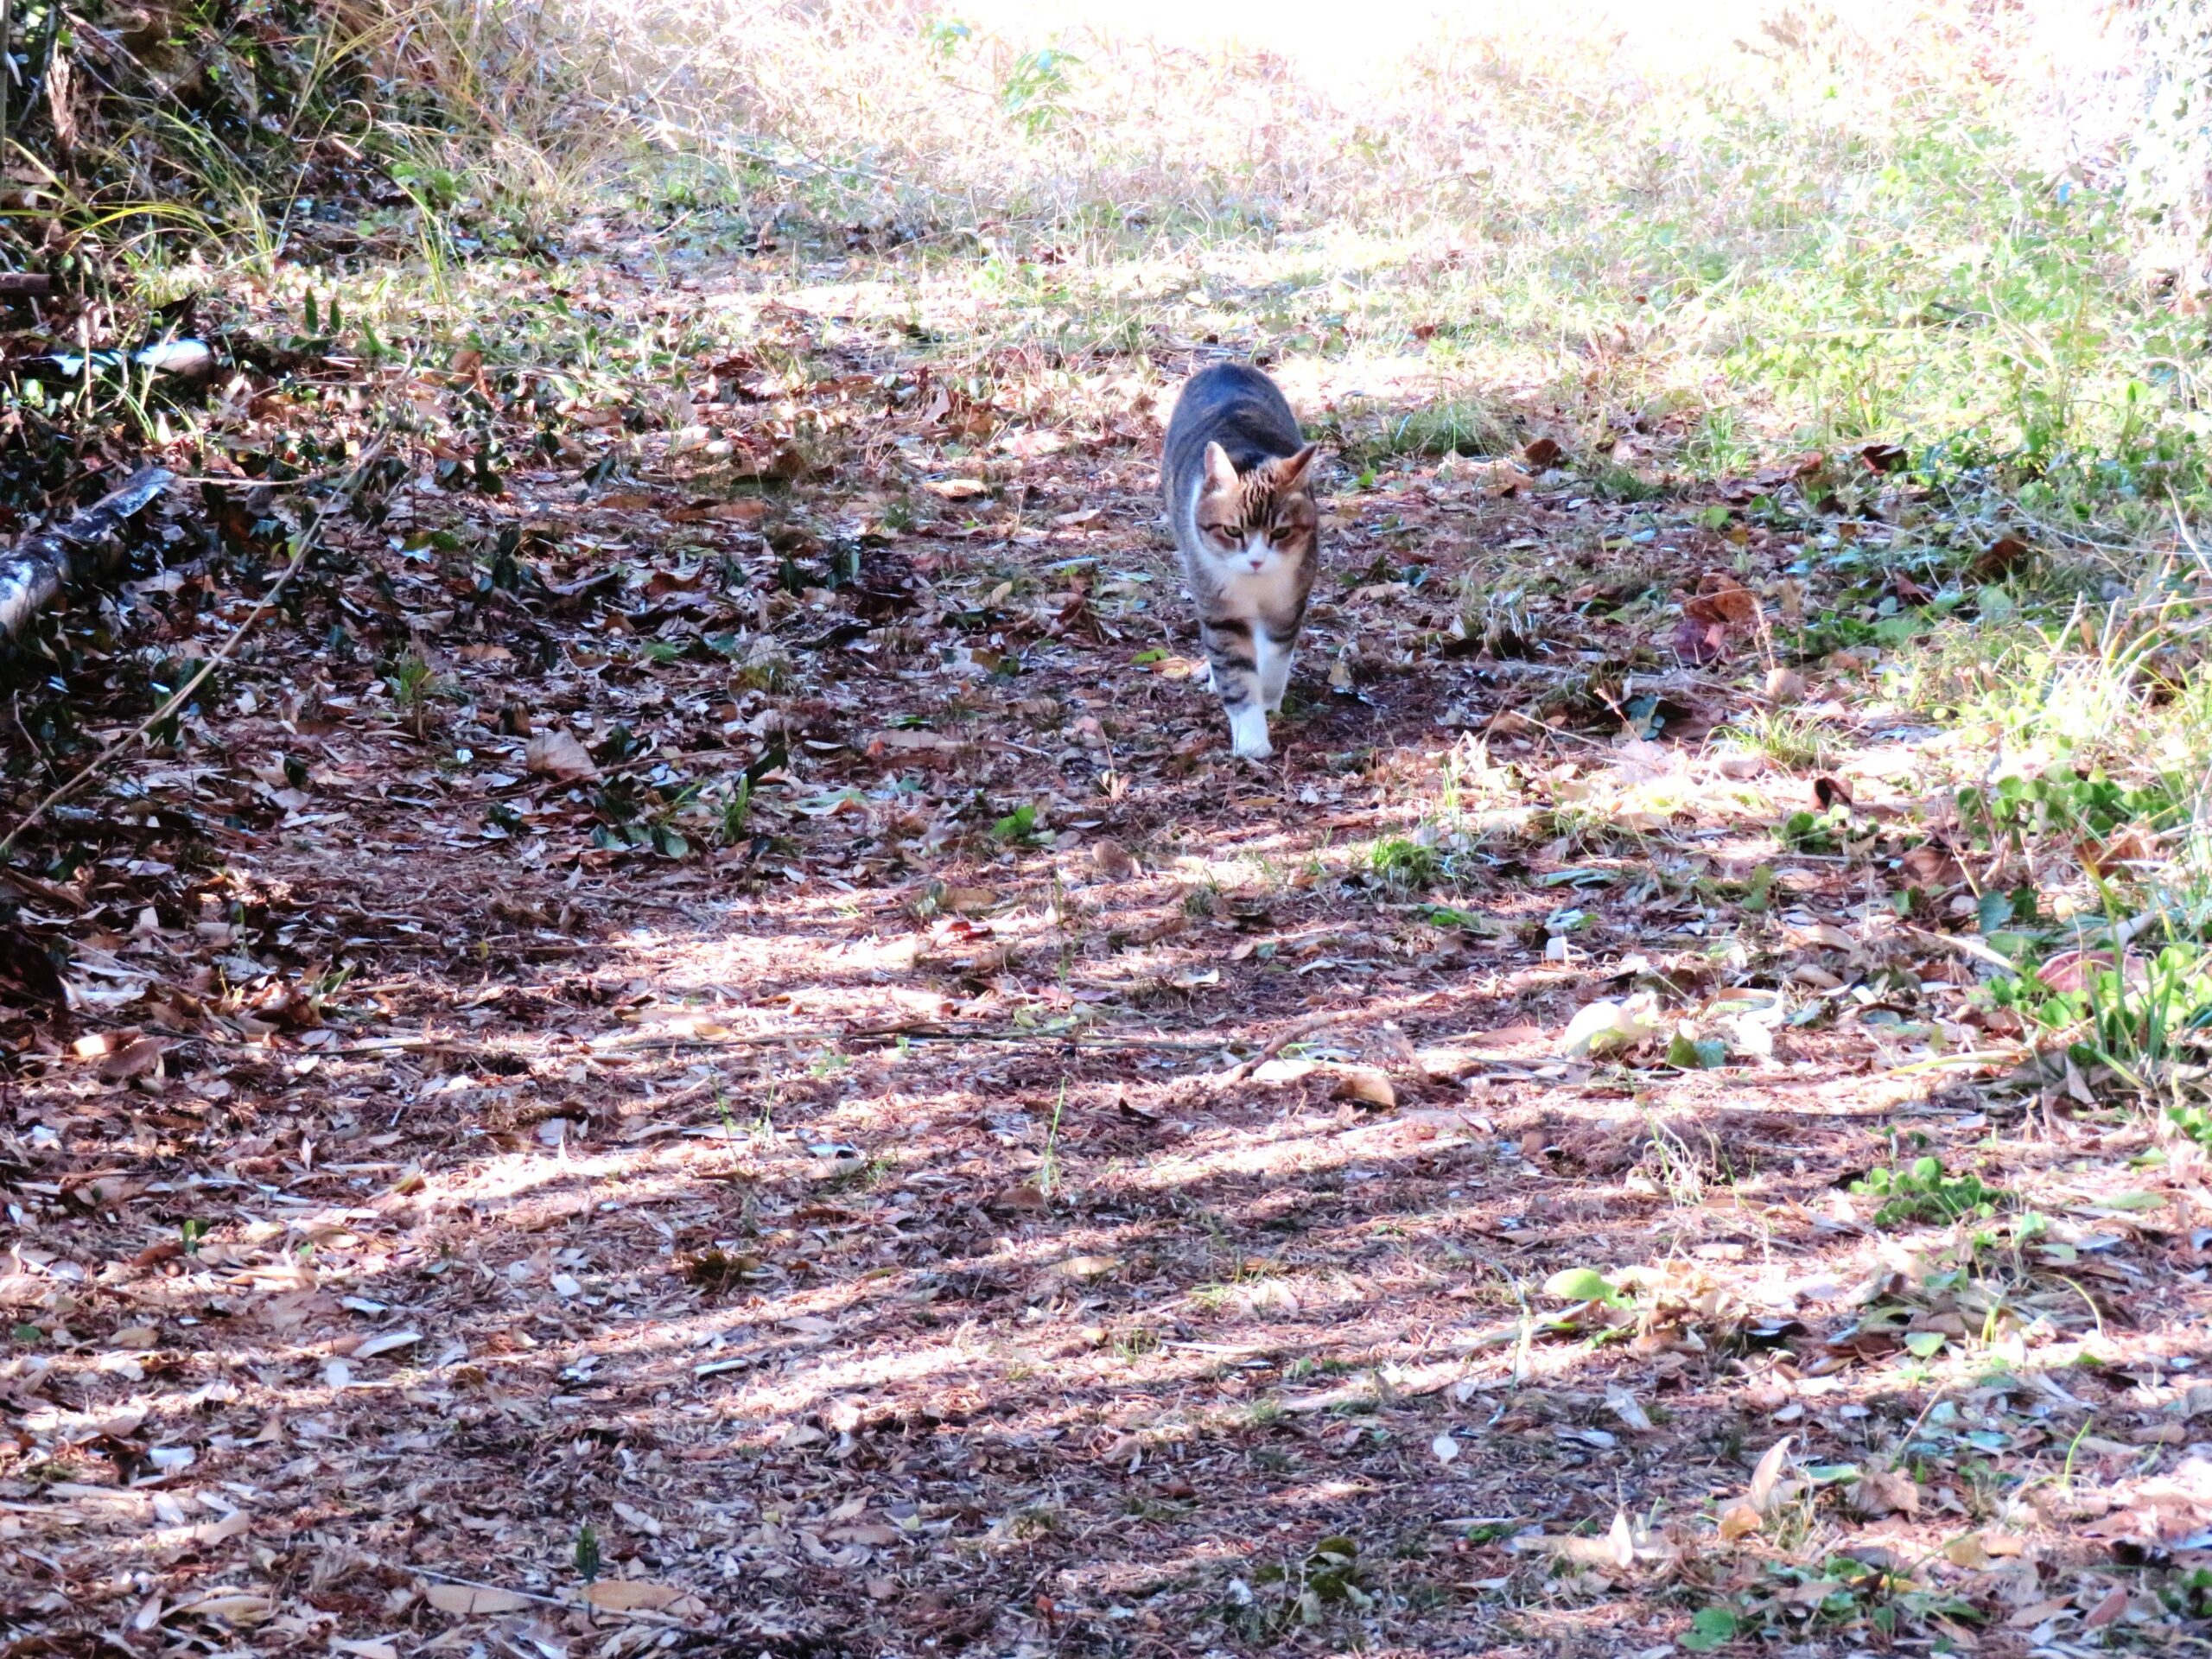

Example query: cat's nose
[1248,556,1265,571]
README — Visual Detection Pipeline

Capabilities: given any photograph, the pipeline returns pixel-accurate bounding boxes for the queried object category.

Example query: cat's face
[1193,442,1319,578]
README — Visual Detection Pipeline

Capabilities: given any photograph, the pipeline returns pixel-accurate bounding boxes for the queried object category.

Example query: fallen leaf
[585,1580,683,1612]
[425,1584,531,1617]
[525,728,599,780]
[1056,1254,1120,1281]
[99,1037,166,1082]
[2082,1586,2129,1629]
[1090,839,1137,880]
[1684,581,1758,626]
[1333,1066,1396,1108]
[1561,994,1662,1058]
[1605,1383,1653,1432]
[1850,1465,1920,1517]
[1746,1436,1793,1512]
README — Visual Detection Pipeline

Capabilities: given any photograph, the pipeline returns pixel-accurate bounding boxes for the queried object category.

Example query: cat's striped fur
[1160,363,1320,760]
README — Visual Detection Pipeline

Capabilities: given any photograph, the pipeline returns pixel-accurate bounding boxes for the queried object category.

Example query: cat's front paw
[1228,707,1273,760]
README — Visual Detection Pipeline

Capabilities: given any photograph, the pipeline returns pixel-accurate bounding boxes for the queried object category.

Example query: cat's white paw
[1228,707,1273,760]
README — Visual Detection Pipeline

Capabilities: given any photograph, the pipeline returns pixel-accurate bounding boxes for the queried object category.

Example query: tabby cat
[1160,363,1322,760]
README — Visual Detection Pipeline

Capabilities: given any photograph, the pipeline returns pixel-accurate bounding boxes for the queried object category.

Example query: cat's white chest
[1216,559,1301,619]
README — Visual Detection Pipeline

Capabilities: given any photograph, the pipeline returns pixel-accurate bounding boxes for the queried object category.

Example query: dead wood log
[0,467,172,641]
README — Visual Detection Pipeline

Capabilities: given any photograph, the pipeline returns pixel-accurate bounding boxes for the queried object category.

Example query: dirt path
[2,256,2207,1659]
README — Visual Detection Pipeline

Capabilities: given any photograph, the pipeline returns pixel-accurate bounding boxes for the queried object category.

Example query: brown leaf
[1859,442,1908,473]
[425,1584,531,1617]
[2082,1586,2130,1629]
[1717,1502,1764,1541]
[525,728,599,780]
[1671,615,1729,665]
[1849,1466,1920,1517]
[1333,1066,1396,1109]
[1090,839,1137,880]
[1522,435,1564,468]
[0,921,66,1013]
[585,1581,682,1612]
[1683,581,1758,626]
[98,1037,165,1082]
[1745,1436,1793,1512]
[1900,841,1964,887]
[2078,826,2156,876]
[1972,534,2030,578]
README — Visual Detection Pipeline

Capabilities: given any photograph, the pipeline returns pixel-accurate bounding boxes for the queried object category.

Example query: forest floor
[4,225,2212,1659]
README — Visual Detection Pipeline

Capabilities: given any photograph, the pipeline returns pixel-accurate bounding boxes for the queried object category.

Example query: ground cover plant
[7,1,2212,1656]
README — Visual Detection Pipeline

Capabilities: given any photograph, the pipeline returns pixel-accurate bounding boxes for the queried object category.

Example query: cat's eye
[1207,524,1241,546]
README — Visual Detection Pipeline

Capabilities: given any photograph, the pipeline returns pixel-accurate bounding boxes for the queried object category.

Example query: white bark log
[0,467,172,641]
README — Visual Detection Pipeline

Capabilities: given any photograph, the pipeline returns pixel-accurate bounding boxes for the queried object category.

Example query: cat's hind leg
[1256,620,1300,715]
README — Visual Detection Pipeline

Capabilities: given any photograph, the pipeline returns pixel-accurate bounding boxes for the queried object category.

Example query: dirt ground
[3,244,2210,1659]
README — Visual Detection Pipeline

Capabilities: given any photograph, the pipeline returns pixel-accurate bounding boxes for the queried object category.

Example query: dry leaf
[1605,1383,1653,1433]
[99,1037,165,1082]
[1090,839,1137,880]
[1942,1533,1994,1569]
[424,1584,531,1617]
[1746,1436,1793,1511]
[175,1593,276,1624]
[525,728,598,780]
[1850,1465,1920,1517]
[1333,1066,1396,1109]
[1717,1502,1763,1541]
[585,1580,682,1612]
[2082,1586,2130,1629]
[1684,581,1758,626]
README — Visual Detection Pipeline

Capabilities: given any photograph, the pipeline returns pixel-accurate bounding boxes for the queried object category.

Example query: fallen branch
[0,440,385,866]
[322,1020,1231,1063]
[594,1022,1231,1056]
[0,466,172,641]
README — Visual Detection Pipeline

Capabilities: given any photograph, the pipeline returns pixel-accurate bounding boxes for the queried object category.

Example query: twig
[322,1021,1230,1062]
[594,1022,1232,1056]
[1901,925,2022,976]
[0,438,386,866]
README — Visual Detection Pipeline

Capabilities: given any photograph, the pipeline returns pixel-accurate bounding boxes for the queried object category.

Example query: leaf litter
[0,236,2207,1659]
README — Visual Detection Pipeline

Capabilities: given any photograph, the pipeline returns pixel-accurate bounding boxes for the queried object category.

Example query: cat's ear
[1201,442,1239,494]
[1270,443,1320,492]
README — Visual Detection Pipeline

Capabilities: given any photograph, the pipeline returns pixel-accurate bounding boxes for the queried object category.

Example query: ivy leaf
[1542,1267,1625,1306]
[1681,1605,1739,1652]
